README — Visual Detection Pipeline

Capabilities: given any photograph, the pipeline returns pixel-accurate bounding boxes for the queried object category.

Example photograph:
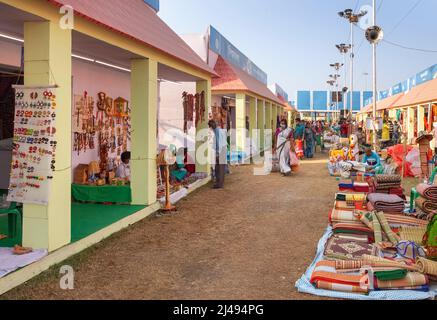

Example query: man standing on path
[209,120,227,189]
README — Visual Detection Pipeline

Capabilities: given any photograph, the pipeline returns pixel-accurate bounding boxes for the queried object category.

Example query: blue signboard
[345,92,361,111]
[275,84,289,102]
[209,26,268,85]
[379,90,389,100]
[415,64,436,86]
[363,91,373,107]
[391,83,403,95]
[297,91,311,111]
[144,0,159,12]
[401,80,408,93]
[313,91,327,111]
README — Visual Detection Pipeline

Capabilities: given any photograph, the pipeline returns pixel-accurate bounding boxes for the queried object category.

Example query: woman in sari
[275,119,294,176]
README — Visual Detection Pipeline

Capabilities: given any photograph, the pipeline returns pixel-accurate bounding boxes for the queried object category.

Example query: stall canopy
[47,0,217,76]
[361,93,405,114]
[212,56,284,105]
[395,77,437,108]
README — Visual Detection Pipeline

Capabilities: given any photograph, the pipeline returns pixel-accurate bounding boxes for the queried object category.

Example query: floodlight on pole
[339,8,368,118]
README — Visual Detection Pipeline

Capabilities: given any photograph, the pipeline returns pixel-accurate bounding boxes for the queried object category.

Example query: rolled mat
[372,212,383,244]
[416,183,437,201]
[416,257,437,276]
[416,196,437,215]
[375,174,402,184]
[362,255,420,272]
[399,226,427,244]
[375,211,400,244]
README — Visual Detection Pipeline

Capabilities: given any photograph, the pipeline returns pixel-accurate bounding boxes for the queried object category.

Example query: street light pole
[372,0,377,147]
[350,22,354,117]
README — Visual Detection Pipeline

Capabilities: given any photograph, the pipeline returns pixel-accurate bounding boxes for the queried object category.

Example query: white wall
[158,81,196,150]
[0,38,21,68]
[71,59,131,172]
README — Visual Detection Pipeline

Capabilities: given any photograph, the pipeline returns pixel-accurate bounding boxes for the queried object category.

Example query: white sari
[276,127,292,174]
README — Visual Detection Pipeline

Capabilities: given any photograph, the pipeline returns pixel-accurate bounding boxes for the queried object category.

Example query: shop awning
[212,56,283,105]
[395,77,437,108]
[360,93,404,114]
[47,0,217,77]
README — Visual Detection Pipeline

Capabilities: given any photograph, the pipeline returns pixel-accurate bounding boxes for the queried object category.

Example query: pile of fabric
[296,173,437,299]
[368,174,405,199]
[339,181,371,193]
[367,193,405,215]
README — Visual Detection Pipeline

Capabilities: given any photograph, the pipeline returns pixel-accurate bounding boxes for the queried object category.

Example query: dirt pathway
[3,153,338,300]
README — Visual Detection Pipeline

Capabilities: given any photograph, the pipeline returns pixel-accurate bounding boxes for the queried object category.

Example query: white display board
[7,86,57,205]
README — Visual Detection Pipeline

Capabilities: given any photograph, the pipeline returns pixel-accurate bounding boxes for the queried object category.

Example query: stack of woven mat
[415,183,437,216]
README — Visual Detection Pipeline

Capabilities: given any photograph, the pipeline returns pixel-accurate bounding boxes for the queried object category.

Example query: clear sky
[158,0,437,101]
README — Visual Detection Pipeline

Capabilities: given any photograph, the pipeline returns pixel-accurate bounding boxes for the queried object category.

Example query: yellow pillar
[235,93,246,154]
[287,111,292,127]
[23,21,71,251]
[248,96,257,160]
[195,80,211,173]
[131,58,158,206]
[272,104,278,130]
[407,106,415,143]
[418,105,425,133]
[265,102,272,151]
[257,99,265,152]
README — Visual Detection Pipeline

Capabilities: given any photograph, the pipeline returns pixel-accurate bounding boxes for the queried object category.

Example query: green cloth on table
[72,184,132,203]
[374,269,408,281]
[0,189,22,242]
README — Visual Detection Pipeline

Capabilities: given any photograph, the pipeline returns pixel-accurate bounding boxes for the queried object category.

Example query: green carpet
[71,203,146,242]
[0,203,147,246]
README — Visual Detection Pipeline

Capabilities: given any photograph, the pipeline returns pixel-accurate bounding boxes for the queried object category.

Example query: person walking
[275,119,294,176]
[209,120,227,189]
[304,122,315,159]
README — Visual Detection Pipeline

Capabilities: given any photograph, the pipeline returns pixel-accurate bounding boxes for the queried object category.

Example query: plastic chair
[410,166,437,212]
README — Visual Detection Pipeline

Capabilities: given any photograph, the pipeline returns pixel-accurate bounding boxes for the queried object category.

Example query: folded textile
[329,209,359,224]
[332,222,375,242]
[368,193,405,213]
[324,236,380,261]
[416,183,437,201]
[316,280,368,294]
[384,213,429,227]
[374,269,408,281]
[336,193,367,202]
[374,272,428,290]
[416,196,437,215]
[334,201,355,211]
[396,241,426,260]
[336,234,370,243]
[310,260,368,293]
[373,285,430,292]
[375,174,402,185]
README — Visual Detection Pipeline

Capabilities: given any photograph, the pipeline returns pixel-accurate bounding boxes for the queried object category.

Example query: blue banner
[391,82,403,95]
[313,91,327,111]
[209,26,268,85]
[363,91,373,107]
[297,91,311,111]
[144,0,159,12]
[379,90,389,100]
[275,83,289,102]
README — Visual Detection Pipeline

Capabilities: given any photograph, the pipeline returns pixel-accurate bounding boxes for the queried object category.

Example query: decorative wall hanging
[183,91,205,133]
[8,85,58,205]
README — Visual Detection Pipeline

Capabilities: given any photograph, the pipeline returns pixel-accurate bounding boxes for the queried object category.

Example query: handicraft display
[73,91,131,185]
[8,86,58,205]
[182,91,206,133]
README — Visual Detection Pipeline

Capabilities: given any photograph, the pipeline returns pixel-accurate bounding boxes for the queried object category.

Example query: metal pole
[372,0,377,147]
[350,22,354,117]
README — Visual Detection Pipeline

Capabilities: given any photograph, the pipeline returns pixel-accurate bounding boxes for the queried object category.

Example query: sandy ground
[3,153,350,300]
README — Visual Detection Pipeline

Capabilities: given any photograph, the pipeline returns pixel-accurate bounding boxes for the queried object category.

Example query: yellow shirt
[382,124,390,141]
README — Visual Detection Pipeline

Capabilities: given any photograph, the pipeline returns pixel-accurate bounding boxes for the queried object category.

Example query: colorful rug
[295,227,437,300]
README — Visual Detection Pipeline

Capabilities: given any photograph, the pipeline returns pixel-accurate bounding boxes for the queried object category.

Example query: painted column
[257,99,265,152]
[418,105,425,133]
[265,102,272,151]
[249,96,257,158]
[23,21,71,251]
[407,106,414,143]
[130,58,158,206]
[235,93,247,156]
[195,80,211,173]
[287,111,292,127]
